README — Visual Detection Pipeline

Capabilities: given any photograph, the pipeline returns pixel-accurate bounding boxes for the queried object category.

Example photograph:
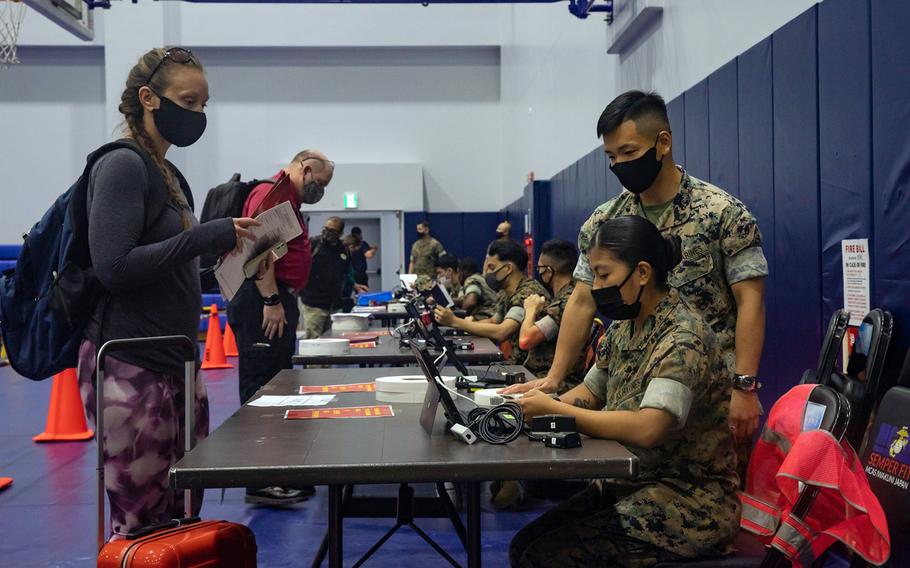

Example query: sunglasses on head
[146,47,194,86]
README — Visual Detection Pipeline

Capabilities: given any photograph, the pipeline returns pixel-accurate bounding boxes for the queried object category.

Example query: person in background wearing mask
[409,221,446,279]
[434,253,461,297]
[301,217,368,339]
[228,149,333,506]
[454,257,498,321]
[504,90,769,465]
[511,216,738,566]
[434,240,550,373]
[79,47,259,538]
[349,226,378,288]
[519,239,587,394]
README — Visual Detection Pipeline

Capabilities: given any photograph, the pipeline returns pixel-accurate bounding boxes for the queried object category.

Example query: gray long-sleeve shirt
[84,148,236,376]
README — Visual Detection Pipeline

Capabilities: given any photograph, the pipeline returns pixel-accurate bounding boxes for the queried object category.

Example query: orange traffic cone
[0,477,11,491]
[201,304,233,370]
[223,322,239,357]
[33,368,94,442]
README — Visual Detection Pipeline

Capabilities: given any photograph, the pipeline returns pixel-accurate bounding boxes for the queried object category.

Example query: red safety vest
[739,384,890,567]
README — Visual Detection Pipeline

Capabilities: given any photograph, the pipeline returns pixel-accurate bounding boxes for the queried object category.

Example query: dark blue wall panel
[708,60,739,198]
[818,0,873,330]
[429,212,465,258]
[666,95,686,168]
[737,37,778,407]
[404,211,501,270]
[684,79,710,180]
[772,6,821,395]
[872,0,910,370]
[462,212,501,262]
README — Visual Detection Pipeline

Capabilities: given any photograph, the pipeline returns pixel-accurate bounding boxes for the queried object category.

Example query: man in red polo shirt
[227,149,334,506]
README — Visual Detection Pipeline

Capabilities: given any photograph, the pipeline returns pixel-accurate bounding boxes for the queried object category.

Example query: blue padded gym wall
[403,211,502,270]
[818,0,872,335]
[736,37,779,402]
[772,6,822,395]
[537,0,910,410]
[871,0,910,368]
[683,79,710,181]
[707,60,739,199]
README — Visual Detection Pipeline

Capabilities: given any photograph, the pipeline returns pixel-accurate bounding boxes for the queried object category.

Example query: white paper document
[248,394,336,407]
[215,200,303,300]
[841,238,870,326]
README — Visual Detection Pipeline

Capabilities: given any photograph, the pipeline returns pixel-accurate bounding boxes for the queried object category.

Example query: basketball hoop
[0,0,26,69]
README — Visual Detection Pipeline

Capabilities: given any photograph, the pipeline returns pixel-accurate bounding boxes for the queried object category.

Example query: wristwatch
[262,293,281,307]
[732,374,761,392]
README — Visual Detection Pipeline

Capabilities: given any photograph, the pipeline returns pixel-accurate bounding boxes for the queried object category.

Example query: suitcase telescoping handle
[96,335,196,551]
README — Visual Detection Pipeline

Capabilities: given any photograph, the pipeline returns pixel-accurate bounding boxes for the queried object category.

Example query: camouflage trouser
[301,304,332,339]
[509,483,682,568]
[77,339,209,537]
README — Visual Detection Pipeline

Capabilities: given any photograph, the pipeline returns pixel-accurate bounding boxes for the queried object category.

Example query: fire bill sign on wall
[842,239,870,326]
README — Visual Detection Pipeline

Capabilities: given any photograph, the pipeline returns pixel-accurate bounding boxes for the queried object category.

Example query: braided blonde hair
[118,48,203,229]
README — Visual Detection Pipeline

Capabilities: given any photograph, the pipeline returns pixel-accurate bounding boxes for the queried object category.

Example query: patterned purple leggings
[77,339,209,537]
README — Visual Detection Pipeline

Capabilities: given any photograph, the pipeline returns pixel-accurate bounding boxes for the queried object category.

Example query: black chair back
[801,309,849,385]
[833,310,893,448]
[852,384,910,567]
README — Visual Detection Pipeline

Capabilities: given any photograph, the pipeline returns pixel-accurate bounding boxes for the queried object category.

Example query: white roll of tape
[374,375,457,403]
[298,338,351,356]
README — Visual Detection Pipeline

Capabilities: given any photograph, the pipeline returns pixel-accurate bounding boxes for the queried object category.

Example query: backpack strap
[80,139,171,233]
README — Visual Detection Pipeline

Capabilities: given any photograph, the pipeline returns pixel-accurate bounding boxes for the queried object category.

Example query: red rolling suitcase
[95,336,257,567]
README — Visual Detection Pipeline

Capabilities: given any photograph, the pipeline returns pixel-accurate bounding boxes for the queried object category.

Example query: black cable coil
[467,402,524,444]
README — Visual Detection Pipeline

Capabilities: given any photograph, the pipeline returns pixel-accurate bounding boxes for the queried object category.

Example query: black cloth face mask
[609,136,663,194]
[152,94,207,148]
[591,266,644,320]
[484,265,510,293]
[301,180,325,204]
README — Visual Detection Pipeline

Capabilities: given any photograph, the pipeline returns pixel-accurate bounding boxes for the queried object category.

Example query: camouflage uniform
[574,168,769,373]
[458,273,498,320]
[493,277,551,370]
[410,236,446,279]
[510,290,739,566]
[524,280,588,393]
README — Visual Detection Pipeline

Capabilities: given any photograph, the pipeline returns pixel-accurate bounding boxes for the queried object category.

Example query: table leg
[466,480,481,568]
[328,484,343,568]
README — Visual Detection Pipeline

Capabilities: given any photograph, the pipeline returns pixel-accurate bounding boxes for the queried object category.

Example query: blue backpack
[0,140,169,380]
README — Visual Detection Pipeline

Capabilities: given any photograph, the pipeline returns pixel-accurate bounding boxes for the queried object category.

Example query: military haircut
[596,90,670,139]
[488,239,528,272]
[436,253,459,271]
[539,239,578,276]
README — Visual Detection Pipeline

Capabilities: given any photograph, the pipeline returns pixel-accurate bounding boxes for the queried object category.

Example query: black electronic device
[404,301,433,342]
[430,282,455,308]
[441,328,471,337]
[543,432,582,449]
[530,415,577,435]
[413,343,468,433]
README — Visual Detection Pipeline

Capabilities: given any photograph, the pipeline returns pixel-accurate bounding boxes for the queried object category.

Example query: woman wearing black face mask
[511,216,740,566]
[77,47,259,540]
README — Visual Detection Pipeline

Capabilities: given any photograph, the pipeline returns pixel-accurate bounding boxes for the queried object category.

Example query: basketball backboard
[22,0,94,41]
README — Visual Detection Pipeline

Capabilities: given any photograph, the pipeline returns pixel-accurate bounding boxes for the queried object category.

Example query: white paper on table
[248,394,336,407]
[215,201,303,301]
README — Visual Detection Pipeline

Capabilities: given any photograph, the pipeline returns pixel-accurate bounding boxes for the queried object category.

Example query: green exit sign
[343,192,359,209]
